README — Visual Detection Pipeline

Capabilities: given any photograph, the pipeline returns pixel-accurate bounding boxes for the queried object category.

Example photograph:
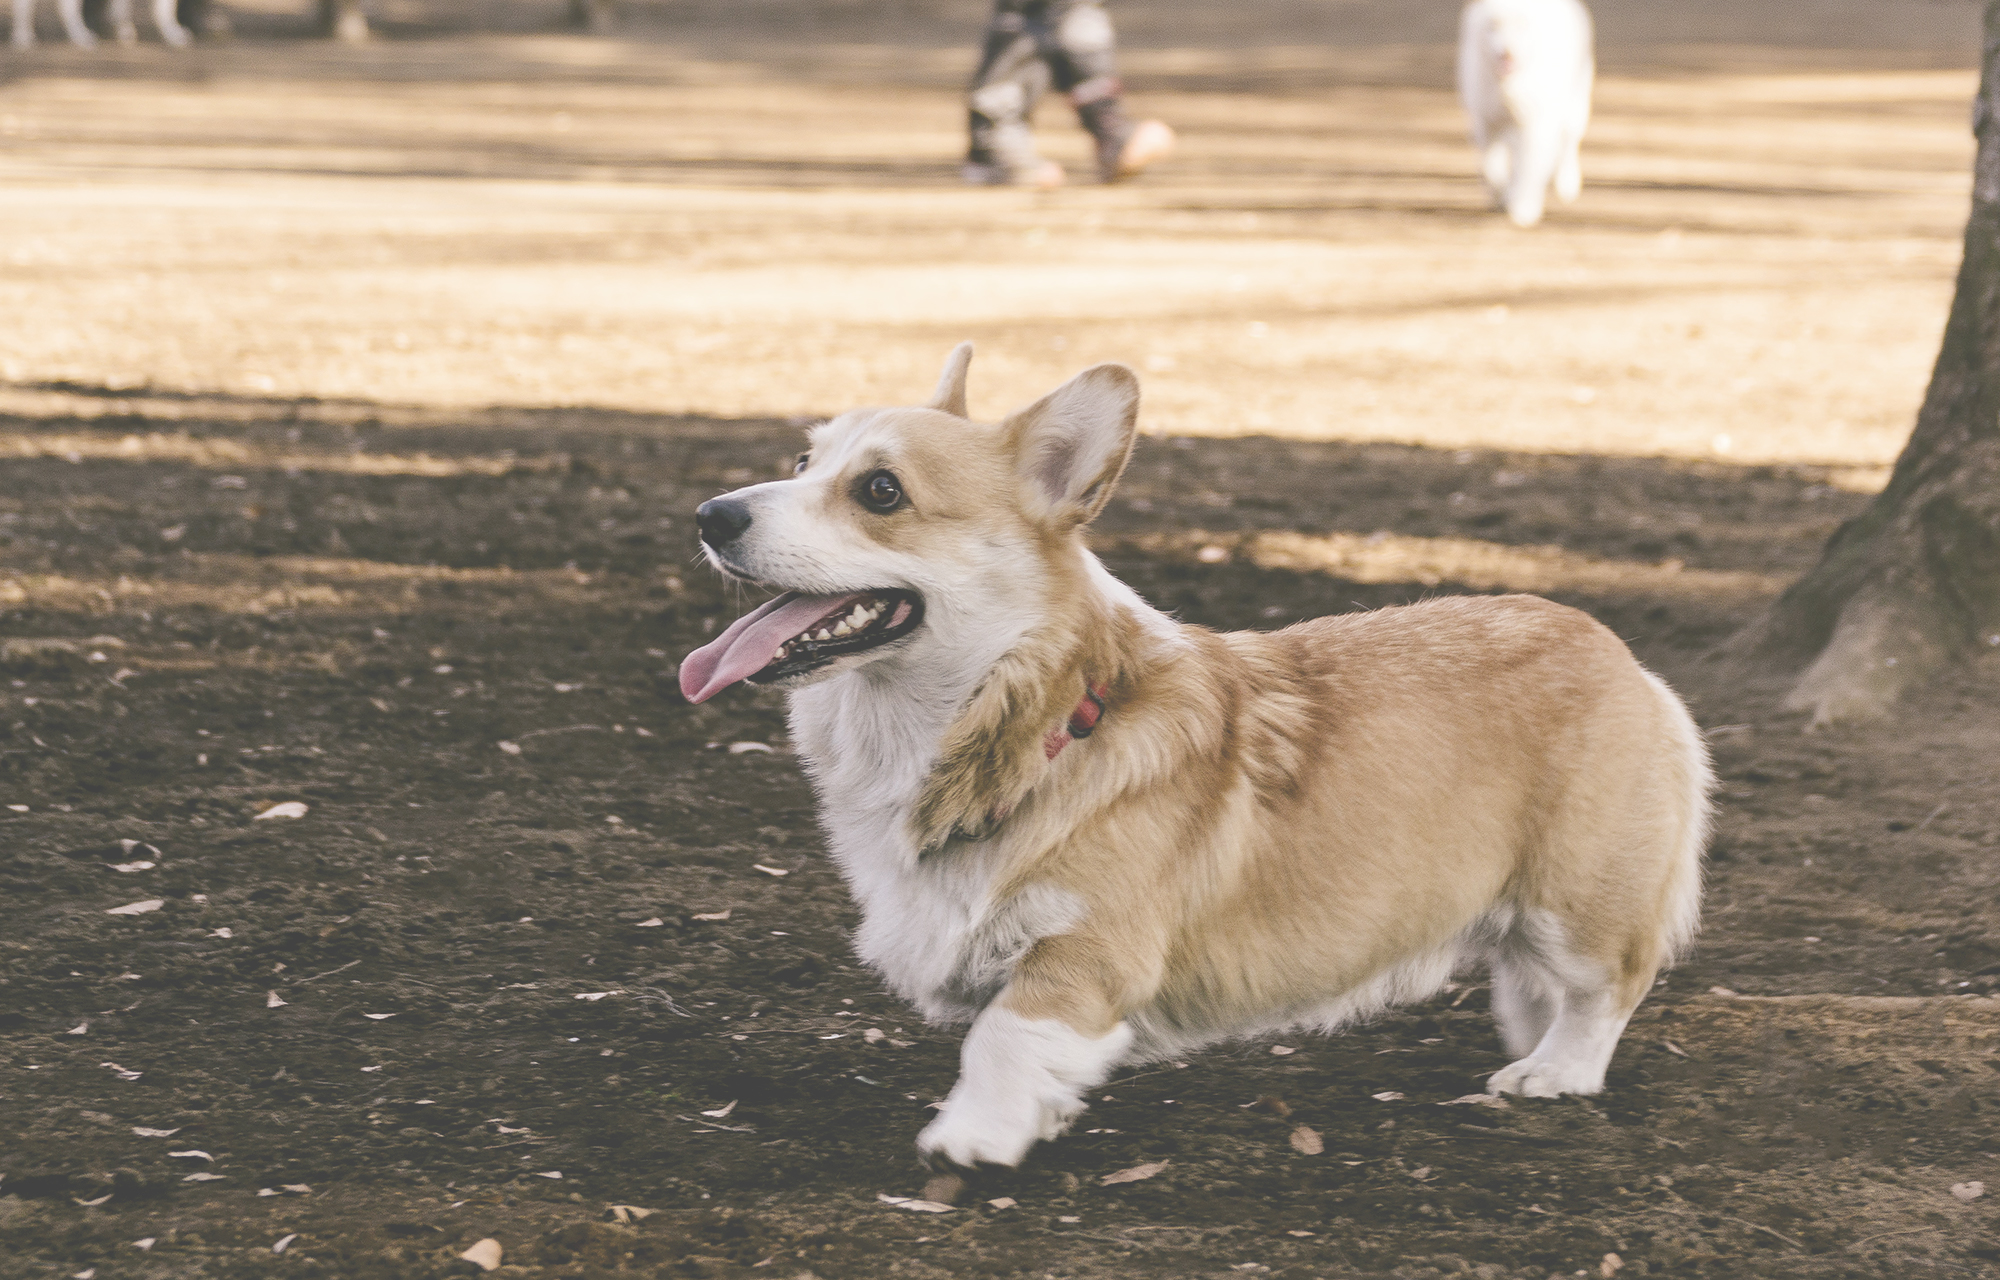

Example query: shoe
[1106,119,1174,182]
[961,159,1065,190]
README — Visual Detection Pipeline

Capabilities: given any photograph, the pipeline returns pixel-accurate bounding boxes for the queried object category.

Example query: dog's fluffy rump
[686,346,1708,1169]
[1457,0,1594,227]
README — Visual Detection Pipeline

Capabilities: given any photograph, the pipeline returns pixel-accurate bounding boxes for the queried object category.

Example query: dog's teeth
[773,645,788,662]
[815,628,832,640]
[832,621,852,637]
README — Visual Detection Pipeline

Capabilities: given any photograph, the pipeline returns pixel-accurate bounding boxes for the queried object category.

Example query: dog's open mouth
[679,589,923,704]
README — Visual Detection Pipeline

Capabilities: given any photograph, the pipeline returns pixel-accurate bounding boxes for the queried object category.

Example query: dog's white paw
[916,1092,1077,1169]
[1487,1056,1605,1098]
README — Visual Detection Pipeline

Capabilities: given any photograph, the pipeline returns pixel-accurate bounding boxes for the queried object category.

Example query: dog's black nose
[696,497,753,549]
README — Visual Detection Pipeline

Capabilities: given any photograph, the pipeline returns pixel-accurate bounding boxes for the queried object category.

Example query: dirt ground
[3,3,2000,1278]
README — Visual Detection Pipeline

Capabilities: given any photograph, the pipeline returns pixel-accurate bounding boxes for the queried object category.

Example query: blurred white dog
[1458,0,1594,227]
[10,0,190,47]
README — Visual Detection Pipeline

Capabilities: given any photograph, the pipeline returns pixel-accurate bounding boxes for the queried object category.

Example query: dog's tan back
[684,346,1708,1171]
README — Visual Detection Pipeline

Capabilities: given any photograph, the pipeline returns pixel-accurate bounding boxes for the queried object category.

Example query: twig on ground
[1846,1226,1936,1251]
[1722,1216,1806,1251]
[297,959,363,983]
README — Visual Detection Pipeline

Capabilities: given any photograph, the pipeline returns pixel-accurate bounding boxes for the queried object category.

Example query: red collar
[1043,683,1108,760]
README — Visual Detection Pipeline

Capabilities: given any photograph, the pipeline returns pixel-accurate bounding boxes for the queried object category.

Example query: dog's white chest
[789,677,1081,1021]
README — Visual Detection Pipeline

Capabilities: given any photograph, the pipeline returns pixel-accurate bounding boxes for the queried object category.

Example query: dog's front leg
[918,942,1135,1170]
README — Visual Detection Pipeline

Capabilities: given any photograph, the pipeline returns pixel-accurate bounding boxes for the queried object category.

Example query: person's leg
[965,1,1063,187]
[1040,0,1173,182]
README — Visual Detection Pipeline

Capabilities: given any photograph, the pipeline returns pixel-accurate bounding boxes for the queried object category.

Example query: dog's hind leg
[149,0,188,45]
[917,936,1136,1169]
[54,0,94,45]
[1487,958,1642,1098]
[1553,128,1583,204]
[1489,952,1561,1060]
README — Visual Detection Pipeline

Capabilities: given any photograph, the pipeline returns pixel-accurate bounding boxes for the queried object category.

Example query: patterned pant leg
[1039,0,1135,174]
[967,1,1056,175]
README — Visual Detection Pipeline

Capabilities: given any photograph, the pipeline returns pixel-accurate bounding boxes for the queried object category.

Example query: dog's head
[679,344,1140,703]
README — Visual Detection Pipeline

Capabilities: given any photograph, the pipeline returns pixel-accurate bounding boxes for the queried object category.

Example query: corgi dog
[680,346,1708,1171]
[1458,0,1594,227]
[10,0,190,47]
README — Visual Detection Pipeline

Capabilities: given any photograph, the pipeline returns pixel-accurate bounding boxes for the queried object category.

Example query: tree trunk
[1723,1,2000,723]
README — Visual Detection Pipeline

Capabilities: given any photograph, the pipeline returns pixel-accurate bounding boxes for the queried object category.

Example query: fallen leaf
[1951,1181,1985,1201]
[265,991,287,1009]
[167,1150,213,1161]
[257,1188,278,1197]
[108,861,155,873]
[863,1028,886,1043]
[281,1184,312,1194]
[728,741,773,754]
[700,1100,739,1119]
[102,1062,142,1081]
[877,1193,954,1213]
[363,1012,395,1020]
[66,1022,88,1035]
[1268,1045,1296,1056]
[1661,1040,1688,1058]
[1601,1253,1624,1278]
[106,899,164,916]
[272,1233,299,1254]
[132,1238,157,1251]
[1288,1230,1315,1237]
[1243,1095,1292,1118]
[536,1171,563,1179]
[1410,1166,1432,1180]
[575,991,624,1002]
[636,918,664,928]
[1289,1125,1324,1155]
[1439,1093,1509,1110]
[1371,1091,1405,1102]
[987,1197,1017,1210]
[1058,1215,1081,1223]
[497,741,522,755]
[211,928,232,938]
[1100,1160,1168,1185]
[607,1205,656,1224]
[752,864,790,877]
[1708,986,1739,997]
[459,1238,503,1271]
[73,1269,96,1279]
[182,1171,225,1182]
[692,910,731,922]
[132,1127,180,1137]
[73,1194,112,1207]
[254,802,309,821]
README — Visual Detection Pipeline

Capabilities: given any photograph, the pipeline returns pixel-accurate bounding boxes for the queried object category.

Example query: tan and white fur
[10,0,190,47]
[683,346,1708,1170]
[1458,0,1593,228]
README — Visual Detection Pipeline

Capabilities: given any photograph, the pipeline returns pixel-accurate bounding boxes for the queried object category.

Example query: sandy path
[0,3,1981,475]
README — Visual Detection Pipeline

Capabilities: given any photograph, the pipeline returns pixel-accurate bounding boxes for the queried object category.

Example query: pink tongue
[678,591,868,703]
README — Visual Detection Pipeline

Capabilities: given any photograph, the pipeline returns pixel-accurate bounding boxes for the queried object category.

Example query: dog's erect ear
[1006,363,1140,527]
[925,342,975,418]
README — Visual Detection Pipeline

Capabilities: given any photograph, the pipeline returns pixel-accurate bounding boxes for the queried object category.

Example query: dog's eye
[794,453,810,476]
[862,470,903,512]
